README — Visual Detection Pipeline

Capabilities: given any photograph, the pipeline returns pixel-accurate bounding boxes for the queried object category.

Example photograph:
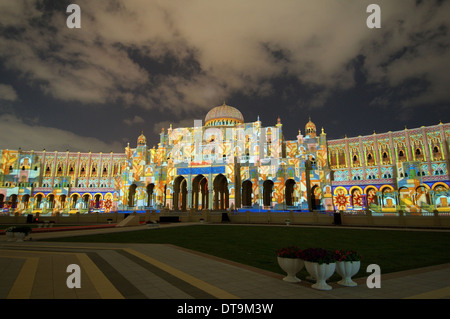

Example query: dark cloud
[0,0,448,152]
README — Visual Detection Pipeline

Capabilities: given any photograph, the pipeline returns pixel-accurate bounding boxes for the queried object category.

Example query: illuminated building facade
[1,103,449,215]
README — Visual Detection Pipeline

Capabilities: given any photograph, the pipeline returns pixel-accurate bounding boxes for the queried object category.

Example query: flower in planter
[334,249,362,262]
[301,247,337,264]
[11,226,32,235]
[5,226,16,232]
[276,246,303,259]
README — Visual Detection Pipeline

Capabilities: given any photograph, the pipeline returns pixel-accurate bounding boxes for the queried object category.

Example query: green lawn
[44,225,450,280]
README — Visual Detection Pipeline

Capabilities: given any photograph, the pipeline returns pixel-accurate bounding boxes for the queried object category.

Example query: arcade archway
[128,184,137,207]
[192,175,208,210]
[242,180,253,207]
[146,183,155,207]
[174,176,187,211]
[263,180,274,207]
[213,174,228,210]
[94,194,102,209]
[311,185,319,210]
[285,179,296,206]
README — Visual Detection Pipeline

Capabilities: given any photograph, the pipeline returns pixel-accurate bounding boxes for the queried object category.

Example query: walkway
[0,223,449,300]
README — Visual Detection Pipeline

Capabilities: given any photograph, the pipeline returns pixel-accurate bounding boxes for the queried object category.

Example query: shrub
[334,249,362,262]
[301,247,336,264]
[11,226,32,235]
[276,246,303,258]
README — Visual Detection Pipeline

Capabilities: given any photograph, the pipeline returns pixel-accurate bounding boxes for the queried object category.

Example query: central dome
[205,102,244,127]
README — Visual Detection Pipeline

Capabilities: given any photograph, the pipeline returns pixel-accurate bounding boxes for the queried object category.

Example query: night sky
[0,0,449,153]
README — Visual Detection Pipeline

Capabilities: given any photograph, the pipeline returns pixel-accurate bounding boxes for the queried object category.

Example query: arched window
[367,152,375,165]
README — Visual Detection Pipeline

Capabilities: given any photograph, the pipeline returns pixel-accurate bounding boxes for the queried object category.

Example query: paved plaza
[0,223,449,300]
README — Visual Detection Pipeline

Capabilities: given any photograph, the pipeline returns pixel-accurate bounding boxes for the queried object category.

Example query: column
[50,151,57,188]
[359,137,367,180]
[208,182,214,210]
[404,129,413,161]
[187,190,192,209]
[373,135,382,179]
[439,123,449,168]
[258,181,264,208]
[86,151,92,188]
[65,150,70,186]
[388,131,398,184]
[344,137,352,178]
[187,172,192,209]
[421,127,432,175]
[98,153,103,187]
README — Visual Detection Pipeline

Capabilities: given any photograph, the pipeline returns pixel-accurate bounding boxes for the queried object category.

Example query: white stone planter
[336,261,360,287]
[6,231,15,242]
[277,257,304,283]
[14,232,27,242]
[304,261,336,290]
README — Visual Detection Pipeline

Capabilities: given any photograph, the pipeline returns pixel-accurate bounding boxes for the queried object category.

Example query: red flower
[276,246,303,259]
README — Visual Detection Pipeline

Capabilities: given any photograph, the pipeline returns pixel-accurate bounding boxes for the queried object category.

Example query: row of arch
[335,182,449,208]
[336,182,449,195]
[2,182,112,188]
[0,192,112,210]
[172,175,301,210]
[331,143,444,168]
[172,174,229,210]
[126,175,301,211]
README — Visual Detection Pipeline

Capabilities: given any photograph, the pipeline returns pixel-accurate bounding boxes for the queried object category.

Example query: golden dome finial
[138,131,147,145]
